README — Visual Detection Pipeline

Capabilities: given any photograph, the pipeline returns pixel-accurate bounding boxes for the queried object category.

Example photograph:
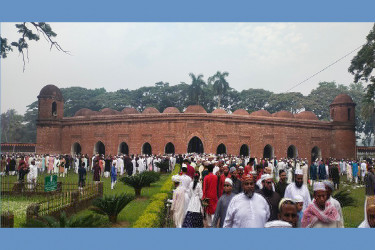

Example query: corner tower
[37,84,64,120]
[329,94,356,159]
[329,94,356,123]
[36,85,64,154]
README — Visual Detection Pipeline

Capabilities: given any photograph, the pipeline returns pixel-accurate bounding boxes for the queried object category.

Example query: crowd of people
[1,152,375,228]
[168,154,375,228]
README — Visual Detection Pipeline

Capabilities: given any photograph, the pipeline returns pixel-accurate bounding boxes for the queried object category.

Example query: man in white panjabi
[301,161,309,186]
[171,175,187,228]
[223,175,270,228]
[27,160,38,189]
[323,180,344,227]
[284,169,311,211]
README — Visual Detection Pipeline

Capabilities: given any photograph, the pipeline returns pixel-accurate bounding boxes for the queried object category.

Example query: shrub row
[132,165,180,228]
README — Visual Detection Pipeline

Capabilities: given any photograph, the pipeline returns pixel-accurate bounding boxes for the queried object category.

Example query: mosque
[36,84,356,162]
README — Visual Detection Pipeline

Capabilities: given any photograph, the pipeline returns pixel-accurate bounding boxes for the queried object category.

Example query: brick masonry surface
[36,85,356,161]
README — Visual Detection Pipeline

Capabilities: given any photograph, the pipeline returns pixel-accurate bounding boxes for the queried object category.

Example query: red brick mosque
[36,85,356,162]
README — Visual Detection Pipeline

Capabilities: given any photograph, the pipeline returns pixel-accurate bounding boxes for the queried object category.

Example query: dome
[294,111,319,120]
[121,107,139,114]
[212,108,227,114]
[163,107,180,113]
[250,110,271,117]
[185,105,207,114]
[142,107,160,114]
[38,84,63,101]
[232,109,249,116]
[100,108,120,115]
[331,94,354,105]
[74,108,94,116]
[272,110,294,119]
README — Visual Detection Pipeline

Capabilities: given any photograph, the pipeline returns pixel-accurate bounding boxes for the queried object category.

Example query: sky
[1,22,374,115]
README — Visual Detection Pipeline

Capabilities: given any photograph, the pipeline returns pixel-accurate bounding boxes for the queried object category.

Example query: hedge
[132,164,180,228]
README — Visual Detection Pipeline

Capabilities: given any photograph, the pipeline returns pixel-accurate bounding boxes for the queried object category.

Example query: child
[294,195,304,228]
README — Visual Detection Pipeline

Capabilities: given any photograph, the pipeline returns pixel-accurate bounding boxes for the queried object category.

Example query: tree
[349,24,375,144]
[0,22,68,71]
[208,71,230,108]
[90,193,134,223]
[184,73,206,105]
[1,109,25,143]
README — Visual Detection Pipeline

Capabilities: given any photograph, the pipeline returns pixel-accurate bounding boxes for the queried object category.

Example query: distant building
[1,143,36,153]
[36,84,356,162]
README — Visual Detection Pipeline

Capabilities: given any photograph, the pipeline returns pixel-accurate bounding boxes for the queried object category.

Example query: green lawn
[1,170,170,227]
[1,172,368,228]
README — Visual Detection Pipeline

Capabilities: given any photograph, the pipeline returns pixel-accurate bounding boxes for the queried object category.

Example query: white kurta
[223,193,270,228]
[171,186,186,228]
[186,182,203,213]
[329,197,344,227]
[284,183,312,211]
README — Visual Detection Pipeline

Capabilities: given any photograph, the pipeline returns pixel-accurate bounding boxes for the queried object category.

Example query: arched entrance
[94,141,105,155]
[263,144,274,159]
[71,142,81,155]
[287,145,298,159]
[311,146,322,163]
[216,143,226,155]
[240,144,249,156]
[118,142,129,155]
[187,136,204,154]
[142,142,152,155]
[165,142,175,154]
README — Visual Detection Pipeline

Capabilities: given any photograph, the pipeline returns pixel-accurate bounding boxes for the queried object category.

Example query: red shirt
[203,173,218,215]
[244,164,253,176]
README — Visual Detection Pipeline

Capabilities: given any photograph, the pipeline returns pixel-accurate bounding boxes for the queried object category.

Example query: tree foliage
[0,22,68,71]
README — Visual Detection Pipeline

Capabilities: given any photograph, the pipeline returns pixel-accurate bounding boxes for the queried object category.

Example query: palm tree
[90,193,134,223]
[184,73,206,105]
[23,211,105,228]
[208,71,229,108]
[120,174,154,197]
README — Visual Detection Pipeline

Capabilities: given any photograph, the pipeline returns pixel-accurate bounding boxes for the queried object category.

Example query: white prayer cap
[323,180,334,191]
[264,220,292,228]
[224,178,233,186]
[182,163,187,169]
[293,195,304,203]
[238,166,244,170]
[313,182,326,192]
[295,169,303,175]
[278,198,295,211]
[261,174,272,181]
[172,175,181,183]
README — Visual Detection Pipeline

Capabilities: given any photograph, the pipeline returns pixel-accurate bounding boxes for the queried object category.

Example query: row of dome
[74,105,319,120]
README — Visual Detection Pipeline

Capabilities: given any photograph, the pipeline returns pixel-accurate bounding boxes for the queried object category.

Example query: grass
[1,170,170,227]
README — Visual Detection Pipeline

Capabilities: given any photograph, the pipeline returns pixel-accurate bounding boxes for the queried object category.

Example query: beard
[295,181,303,188]
[262,187,273,196]
[244,190,254,199]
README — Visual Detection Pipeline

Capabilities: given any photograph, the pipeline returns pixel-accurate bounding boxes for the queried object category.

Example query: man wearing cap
[171,175,186,228]
[256,174,281,221]
[323,180,344,227]
[212,178,235,228]
[229,167,242,194]
[223,175,270,228]
[284,169,311,211]
[329,162,340,189]
[301,182,340,228]
[202,164,218,227]
[265,198,298,228]
[218,166,231,198]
